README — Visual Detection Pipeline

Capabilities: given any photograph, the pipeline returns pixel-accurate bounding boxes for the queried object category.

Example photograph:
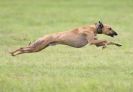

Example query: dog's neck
[96,27,103,34]
[88,25,100,35]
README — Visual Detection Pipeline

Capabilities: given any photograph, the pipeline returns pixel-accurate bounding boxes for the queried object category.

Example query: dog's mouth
[108,31,118,37]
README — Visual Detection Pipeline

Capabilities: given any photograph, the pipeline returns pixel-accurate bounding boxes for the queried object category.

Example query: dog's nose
[113,31,118,35]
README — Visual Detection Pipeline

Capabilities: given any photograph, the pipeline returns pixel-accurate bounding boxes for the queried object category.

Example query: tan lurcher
[10,21,122,56]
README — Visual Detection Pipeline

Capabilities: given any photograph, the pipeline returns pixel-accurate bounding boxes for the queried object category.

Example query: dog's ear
[95,21,104,34]
[95,21,104,28]
[98,21,104,28]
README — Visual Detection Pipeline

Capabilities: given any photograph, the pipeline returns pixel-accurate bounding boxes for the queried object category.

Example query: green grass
[0,0,133,92]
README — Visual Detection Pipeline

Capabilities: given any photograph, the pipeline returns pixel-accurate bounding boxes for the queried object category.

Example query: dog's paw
[102,45,107,49]
[9,52,15,56]
[116,44,122,47]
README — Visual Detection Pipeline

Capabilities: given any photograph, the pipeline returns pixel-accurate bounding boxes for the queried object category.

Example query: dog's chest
[72,36,88,47]
[60,33,88,48]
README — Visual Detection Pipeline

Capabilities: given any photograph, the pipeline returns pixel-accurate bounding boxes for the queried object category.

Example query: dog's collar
[96,26,103,34]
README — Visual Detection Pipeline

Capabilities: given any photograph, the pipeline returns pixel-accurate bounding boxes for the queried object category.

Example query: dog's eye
[109,28,112,30]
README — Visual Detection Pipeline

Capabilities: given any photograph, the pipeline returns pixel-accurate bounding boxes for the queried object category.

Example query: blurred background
[0,0,133,92]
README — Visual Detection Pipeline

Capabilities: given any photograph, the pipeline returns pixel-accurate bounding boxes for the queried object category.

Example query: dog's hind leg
[10,45,47,56]
[10,36,55,56]
[10,44,49,56]
[10,46,36,56]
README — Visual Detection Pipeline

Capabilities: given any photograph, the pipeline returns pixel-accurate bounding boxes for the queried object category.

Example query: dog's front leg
[90,40,122,49]
[90,40,107,48]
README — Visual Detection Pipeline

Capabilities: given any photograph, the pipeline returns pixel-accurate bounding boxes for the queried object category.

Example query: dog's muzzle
[108,31,118,37]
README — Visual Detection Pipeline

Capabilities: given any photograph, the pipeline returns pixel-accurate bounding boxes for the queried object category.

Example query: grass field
[0,0,133,92]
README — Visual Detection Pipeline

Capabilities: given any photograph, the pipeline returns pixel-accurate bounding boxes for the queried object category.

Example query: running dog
[10,21,122,56]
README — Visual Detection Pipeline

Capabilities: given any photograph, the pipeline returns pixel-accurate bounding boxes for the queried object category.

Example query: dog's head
[95,21,118,37]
